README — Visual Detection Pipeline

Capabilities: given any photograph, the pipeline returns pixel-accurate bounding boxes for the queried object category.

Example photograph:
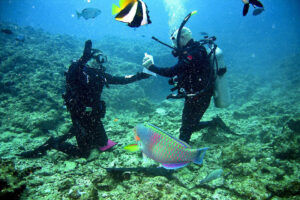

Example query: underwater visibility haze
[0,0,300,199]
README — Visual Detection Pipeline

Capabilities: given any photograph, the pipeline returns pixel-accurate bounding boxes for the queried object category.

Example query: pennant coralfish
[133,123,208,169]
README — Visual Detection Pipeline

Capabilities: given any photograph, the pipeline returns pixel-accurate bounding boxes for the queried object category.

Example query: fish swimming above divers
[242,0,264,16]
[76,8,101,20]
[124,123,208,170]
[112,0,151,28]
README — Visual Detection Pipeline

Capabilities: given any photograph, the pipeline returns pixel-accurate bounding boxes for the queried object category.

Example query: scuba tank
[151,11,230,108]
[204,41,231,108]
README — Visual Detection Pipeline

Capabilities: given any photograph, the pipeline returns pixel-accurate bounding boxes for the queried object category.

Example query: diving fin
[213,116,240,136]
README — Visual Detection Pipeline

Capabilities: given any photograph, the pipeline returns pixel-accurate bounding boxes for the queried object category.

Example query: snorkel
[176,10,197,50]
[152,11,197,57]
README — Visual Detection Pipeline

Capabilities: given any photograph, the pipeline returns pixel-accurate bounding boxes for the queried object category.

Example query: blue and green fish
[125,123,208,170]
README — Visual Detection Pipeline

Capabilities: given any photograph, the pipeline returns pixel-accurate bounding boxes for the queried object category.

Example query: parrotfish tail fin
[193,147,209,165]
[250,0,263,8]
[76,11,81,19]
[243,3,250,16]
[162,162,189,170]
[112,4,121,15]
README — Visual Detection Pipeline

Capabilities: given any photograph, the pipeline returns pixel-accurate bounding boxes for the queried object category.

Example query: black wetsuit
[58,60,146,157]
[19,40,148,158]
[148,40,214,143]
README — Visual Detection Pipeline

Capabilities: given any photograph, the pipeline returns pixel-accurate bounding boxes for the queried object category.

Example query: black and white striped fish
[112,0,151,28]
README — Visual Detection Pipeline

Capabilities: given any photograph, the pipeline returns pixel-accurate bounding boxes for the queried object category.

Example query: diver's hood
[151,11,197,57]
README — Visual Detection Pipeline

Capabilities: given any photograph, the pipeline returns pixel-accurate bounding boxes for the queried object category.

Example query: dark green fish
[1,29,13,34]
[199,169,223,185]
[76,8,101,20]
[105,167,174,179]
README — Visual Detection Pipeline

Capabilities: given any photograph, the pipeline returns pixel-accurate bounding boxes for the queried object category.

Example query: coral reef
[0,159,27,199]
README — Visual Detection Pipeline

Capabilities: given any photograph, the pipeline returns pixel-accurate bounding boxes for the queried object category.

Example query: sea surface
[0,0,300,199]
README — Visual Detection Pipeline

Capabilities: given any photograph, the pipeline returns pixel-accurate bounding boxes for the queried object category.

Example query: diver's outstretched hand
[136,72,151,80]
[143,53,154,69]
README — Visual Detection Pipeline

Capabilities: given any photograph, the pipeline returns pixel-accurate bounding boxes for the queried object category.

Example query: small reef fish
[130,123,208,169]
[113,118,119,122]
[76,8,101,20]
[199,168,223,185]
[124,144,140,152]
[199,32,208,36]
[1,29,13,34]
[112,0,152,28]
[16,34,25,42]
[242,0,264,16]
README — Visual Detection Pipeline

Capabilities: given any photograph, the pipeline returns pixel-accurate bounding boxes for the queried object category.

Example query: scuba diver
[143,12,233,144]
[19,40,149,158]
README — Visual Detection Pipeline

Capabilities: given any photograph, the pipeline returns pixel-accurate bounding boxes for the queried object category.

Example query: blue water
[1,0,299,103]
[1,0,299,64]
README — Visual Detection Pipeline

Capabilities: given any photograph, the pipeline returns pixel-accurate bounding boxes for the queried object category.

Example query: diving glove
[142,53,154,69]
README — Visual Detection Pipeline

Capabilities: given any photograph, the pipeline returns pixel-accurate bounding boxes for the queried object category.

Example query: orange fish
[114,118,119,122]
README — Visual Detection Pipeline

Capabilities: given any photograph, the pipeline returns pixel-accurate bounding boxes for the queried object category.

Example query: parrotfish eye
[171,36,175,40]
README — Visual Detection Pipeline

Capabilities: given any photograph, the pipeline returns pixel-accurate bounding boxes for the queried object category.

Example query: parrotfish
[132,123,208,170]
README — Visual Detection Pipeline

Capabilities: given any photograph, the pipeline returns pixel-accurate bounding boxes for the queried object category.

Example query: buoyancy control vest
[62,61,107,116]
[167,40,213,99]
